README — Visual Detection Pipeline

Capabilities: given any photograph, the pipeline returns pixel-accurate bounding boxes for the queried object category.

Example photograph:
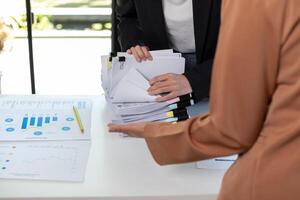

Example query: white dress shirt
[162,0,196,53]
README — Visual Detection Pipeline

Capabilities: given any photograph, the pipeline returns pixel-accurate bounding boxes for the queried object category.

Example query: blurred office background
[0,0,112,95]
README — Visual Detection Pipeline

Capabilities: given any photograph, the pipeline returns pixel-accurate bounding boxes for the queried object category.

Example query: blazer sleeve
[116,0,146,51]
[184,59,213,102]
[142,0,281,165]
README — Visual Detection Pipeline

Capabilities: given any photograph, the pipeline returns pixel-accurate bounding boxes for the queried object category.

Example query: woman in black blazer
[116,0,221,102]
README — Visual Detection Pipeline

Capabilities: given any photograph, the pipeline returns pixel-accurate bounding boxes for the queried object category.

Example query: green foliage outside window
[8,0,112,31]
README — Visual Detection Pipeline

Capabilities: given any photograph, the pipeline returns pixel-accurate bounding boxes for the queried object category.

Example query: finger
[148,86,174,96]
[147,81,172,92]
[108,123,145,137]
[156,92,178,102]
[149,74,171,85]
[135,45,147,61]
[108,123,135,133]
[130,47,141,62]
[141,46,152,60]
[127,49,132,54]
[108,124,124,132]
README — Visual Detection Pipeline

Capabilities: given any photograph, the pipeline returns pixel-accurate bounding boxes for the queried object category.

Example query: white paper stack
[101,49,194,124]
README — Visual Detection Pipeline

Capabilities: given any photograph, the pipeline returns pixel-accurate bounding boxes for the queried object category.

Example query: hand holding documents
[0,96,92,182]
[101,49,198,124]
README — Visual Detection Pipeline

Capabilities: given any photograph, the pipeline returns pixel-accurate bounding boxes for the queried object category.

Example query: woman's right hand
[127,45,152,62]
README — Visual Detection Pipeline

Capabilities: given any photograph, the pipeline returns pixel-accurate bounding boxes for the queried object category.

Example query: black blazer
[115,0,221,102]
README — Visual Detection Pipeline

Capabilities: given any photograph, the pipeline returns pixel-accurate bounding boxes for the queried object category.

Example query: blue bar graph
[21,117,28,129]
[30,117,36,126]
[19,114,60,131]
[45,117,50,124]
[37,117,43,127]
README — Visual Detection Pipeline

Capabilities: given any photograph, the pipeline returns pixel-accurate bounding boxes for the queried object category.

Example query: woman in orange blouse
[109,0,300,199]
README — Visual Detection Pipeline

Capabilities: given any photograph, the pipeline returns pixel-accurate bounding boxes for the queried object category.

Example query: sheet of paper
[109,58,131,97]
[124,69,151,91]
[116,53,183,59]
[101,55,110,92]
[0,97,92,141]
[117,49,176,57]
[126,57,185,81]
[196,155,238,170]
[112,82,155,103]
[111,101,170,115]
[121,107,170,121]
[0,141,91,182]
[123,113,168,123]
[111,68,157,103]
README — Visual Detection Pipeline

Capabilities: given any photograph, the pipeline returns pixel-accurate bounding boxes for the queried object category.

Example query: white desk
[0,96,225,200]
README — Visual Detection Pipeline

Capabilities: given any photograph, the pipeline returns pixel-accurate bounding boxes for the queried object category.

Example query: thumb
[127,49,132,54]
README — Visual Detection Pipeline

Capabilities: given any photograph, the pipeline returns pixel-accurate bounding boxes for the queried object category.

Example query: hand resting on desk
[108,122,148,138]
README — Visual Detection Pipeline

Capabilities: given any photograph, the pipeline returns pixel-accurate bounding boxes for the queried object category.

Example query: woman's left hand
[108,122,148,138]
[148,73,192,102]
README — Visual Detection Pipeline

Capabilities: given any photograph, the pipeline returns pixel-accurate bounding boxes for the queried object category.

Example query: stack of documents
[101,49,196,124]
[0,96,92,182]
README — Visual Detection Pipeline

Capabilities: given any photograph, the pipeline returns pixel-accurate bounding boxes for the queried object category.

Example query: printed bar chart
[21,115,59,129]
[0,97,92,141]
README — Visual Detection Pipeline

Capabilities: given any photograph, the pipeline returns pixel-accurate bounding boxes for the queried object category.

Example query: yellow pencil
[73,106,84,134]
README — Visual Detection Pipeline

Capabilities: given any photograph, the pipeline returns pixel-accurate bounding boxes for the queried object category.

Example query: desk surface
[0,96,225,200]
